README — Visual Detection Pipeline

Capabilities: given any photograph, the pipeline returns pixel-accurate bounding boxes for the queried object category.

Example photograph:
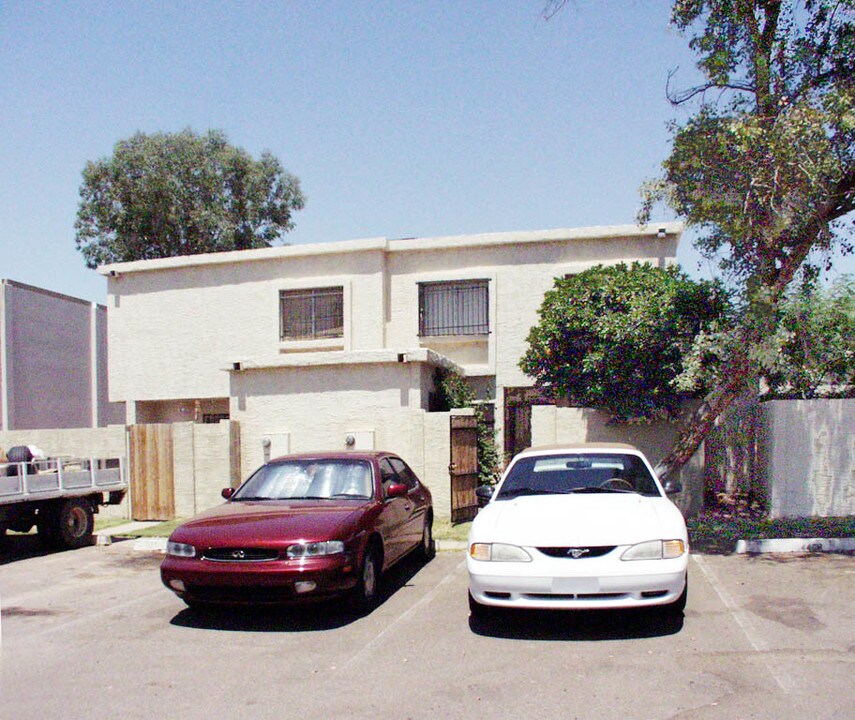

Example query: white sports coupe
[467,444,688,617]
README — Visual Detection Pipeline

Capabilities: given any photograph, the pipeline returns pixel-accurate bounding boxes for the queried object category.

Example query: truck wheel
[56,498,95,549]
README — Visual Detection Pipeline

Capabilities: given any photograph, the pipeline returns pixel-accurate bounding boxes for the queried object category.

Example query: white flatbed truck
[0,455,127,549]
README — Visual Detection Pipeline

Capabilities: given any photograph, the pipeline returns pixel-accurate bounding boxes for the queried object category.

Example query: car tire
[56,498,95,549]
[350,544,381,614]
[664,576,688,614]
[418,514,435,562]
[468,592,490,621]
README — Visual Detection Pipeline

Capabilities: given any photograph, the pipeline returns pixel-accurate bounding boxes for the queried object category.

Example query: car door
[387,456,428,552]
[376,457,408,566]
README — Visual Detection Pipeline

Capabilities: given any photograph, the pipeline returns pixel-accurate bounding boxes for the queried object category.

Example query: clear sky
[2,1,851,304]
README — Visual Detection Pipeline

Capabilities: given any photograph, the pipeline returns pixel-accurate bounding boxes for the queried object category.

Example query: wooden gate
[129,423,175,520]
[449,414,479,523]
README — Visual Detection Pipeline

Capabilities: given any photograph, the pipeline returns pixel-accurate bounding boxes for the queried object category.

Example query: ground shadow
[469,606,684,641]
[169,551,432,633]
[0,533,63,565]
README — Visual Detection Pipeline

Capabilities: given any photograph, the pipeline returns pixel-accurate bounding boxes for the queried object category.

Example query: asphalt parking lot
[1,537,853,720]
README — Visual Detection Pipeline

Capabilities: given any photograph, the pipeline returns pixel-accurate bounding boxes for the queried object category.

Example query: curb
[735,537,855,554]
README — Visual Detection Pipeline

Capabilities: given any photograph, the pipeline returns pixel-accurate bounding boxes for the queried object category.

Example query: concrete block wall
[171,421,241,518]
[0,425,129,519]
[764,399,855,518]
[530,405,705,518]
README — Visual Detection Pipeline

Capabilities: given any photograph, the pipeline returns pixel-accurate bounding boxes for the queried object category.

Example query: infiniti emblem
[232,550,246,559]
[566,548,589,558]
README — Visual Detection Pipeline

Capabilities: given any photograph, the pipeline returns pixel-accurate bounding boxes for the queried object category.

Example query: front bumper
[467,552,688,610]
[160,552,360,605]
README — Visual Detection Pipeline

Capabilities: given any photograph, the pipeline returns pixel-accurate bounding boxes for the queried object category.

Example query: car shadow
[0,533,62,565]
[469,606,684,641]
[169,551,433,632]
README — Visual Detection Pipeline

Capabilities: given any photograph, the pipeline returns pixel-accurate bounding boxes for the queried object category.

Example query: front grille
[536,546,616,559]
[201,547,281,562]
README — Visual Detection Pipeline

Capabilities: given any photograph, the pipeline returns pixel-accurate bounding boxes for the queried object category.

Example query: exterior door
[449,414,478,523]
[128,423,175,520]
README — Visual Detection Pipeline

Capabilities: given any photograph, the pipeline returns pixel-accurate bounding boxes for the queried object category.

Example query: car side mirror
[663,480,683,495]
[385,483,408,499]
[221,487,235,499]
[476,485,494,505]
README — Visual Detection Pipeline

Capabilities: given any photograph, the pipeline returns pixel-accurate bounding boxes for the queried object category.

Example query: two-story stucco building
[99,223,681,514]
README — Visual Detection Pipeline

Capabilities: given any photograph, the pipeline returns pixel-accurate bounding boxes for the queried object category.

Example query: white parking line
[693,555,794,693]
[343,557,467,670]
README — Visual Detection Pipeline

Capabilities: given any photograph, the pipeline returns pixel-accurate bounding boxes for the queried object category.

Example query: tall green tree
[765,276,855,396]
[520,263,728,421]
[638,0,855,477]
[75,129,305,268]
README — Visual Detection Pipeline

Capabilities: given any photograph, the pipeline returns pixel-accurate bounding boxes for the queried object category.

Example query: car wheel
[418,514,435,562]
[351,544,381,613]
[664,576,688,614]
[468,592,490,621]
[56,498,95,549]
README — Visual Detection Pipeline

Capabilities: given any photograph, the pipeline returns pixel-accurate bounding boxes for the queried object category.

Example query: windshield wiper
[498,487,564,499]
[232,495,274,501]
[568,486,632,494]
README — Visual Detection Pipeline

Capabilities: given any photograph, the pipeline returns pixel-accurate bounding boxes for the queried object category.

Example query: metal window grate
[280,287,344,341]
[419,280,489,336]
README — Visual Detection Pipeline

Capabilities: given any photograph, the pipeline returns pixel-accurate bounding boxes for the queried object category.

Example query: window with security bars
[418,279,489,336]
[279,287,344,341]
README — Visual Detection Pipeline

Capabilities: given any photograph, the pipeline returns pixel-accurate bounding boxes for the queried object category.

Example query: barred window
[279,287,344,341]
[418,279,489,337]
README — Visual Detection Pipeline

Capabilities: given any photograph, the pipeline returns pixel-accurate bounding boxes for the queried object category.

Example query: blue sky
[2,1,850,304]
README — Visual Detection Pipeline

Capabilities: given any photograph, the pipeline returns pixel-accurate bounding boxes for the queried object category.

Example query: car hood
[170,501,369,547]
[471,494,687,547]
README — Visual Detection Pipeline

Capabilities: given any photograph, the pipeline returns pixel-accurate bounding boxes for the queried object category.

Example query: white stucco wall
[385,226,679,387]
[101,225,680,409]
[105,240,388,404]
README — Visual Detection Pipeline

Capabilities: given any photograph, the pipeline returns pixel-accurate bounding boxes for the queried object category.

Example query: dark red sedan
[160,451,434,611]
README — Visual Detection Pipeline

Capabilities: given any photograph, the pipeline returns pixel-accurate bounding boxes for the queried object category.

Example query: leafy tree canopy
[75,129,305,268]
[520,263,729,421]
[635,0,855,475]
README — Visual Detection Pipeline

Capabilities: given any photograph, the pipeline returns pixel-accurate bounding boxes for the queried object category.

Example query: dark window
[418,280,489,337]
[388,456,418,489]
[202,413,230,424]
[280,287,343,341]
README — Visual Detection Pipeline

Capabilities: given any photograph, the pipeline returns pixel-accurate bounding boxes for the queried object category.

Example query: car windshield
[231,459,373,501]
[495,453,661,500]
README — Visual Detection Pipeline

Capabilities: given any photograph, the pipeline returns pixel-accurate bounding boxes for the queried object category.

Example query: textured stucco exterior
[98,224,681,517]
[101,223,680,411]
[0,279,124,430]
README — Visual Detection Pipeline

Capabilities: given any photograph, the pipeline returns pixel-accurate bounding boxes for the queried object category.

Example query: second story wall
[386,225,679,388]
[106,240,388,403]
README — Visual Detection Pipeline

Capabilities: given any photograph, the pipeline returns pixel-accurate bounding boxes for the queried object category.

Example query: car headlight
[166,541,196,558]
[286,540,345,558]
[621,539,686,561]
[469,542,532,562]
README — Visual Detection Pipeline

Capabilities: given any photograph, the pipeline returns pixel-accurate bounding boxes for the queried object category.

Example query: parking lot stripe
[693,554,795,693]
[342,557,466,670]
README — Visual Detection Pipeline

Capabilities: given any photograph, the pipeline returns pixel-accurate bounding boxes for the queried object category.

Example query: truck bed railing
[0,457,127,505]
